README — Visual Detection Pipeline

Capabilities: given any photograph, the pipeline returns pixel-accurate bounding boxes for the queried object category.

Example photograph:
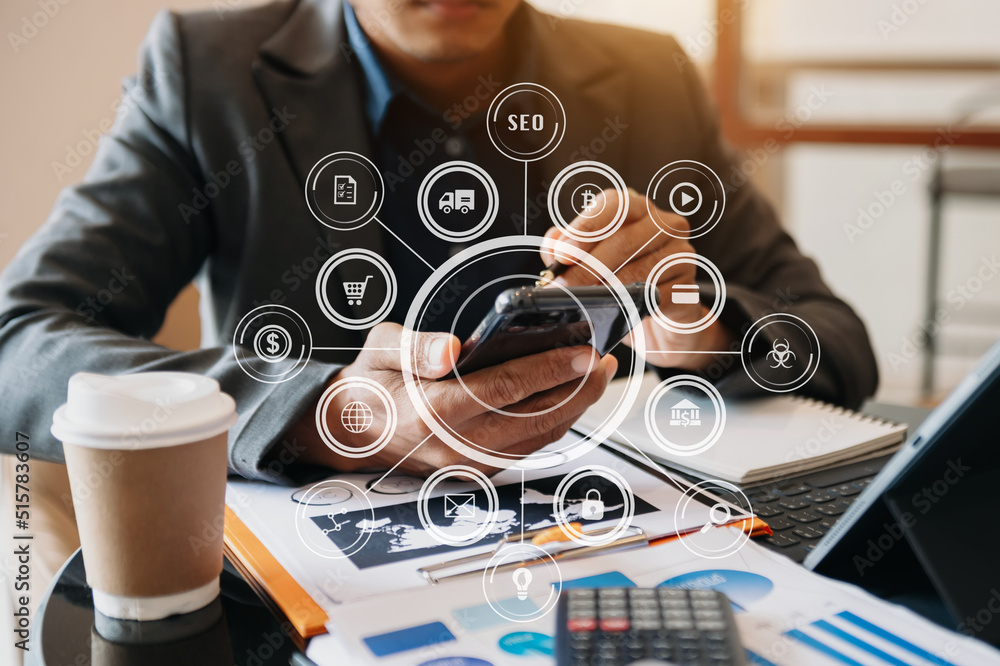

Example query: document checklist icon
[334,175,357,205]
[444,494,476,518]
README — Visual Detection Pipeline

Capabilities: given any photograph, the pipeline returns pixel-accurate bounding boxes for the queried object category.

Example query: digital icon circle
[449,274,596,419]
[291,484,353,506]
[547,161,629,243]
[401,236,646,470]
[366,476,423,495]
[315,377,396,459]
[741,313,821,393]
[645,252,726,335]
[417,466,499,547]
[571,183,607,219]
[316,248,397,330]
[674,480,753,560]
[553,466,635,547]
[644,375,726,457]
[487,83,566,162]
[253,324,293,364]
[233,305,312,383]
[483,543,562,623]
[305,152,384,230]
[417,161,499,243]
[646,160,725,239]
[295,480,374,560]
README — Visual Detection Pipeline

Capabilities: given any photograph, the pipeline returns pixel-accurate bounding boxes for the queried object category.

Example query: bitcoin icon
[254,324,292,363]
[571,182,606,219]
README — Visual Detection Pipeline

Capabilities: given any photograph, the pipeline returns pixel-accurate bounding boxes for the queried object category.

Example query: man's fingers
[428,345,600,422]
[466,354,616,446]
[359,322,458,378]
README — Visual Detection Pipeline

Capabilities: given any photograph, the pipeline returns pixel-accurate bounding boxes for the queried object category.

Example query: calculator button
[665,619,695,630]
[694,609,724,620]
[629,588,656,598]
[689,590,717,599]
[658,588,687,599]
[633,618,662,631]
[661,598,690,609]
[567,617,597,632]
[691,598,720,609]
[599,598,626,609]
[598,588,626,598]
[697,620,728,631]
[568,589,595,599]
[600,617,630,632]
[600,608,628,619]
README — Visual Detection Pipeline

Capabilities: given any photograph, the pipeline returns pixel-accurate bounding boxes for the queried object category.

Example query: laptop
[804,337,1000,645]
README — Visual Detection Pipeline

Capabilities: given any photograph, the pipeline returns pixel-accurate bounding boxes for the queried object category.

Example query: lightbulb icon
[512,566,532,601]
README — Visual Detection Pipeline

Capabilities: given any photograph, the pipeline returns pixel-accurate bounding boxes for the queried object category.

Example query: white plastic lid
[51,372,238,449]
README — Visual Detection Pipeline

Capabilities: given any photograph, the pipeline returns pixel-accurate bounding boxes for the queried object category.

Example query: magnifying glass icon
[699,502,732,533]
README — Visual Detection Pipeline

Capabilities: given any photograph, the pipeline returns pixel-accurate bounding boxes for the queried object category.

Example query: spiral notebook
[578,374,908,485]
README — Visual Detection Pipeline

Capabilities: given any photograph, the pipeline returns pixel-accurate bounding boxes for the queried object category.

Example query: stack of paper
[576,374,907,485]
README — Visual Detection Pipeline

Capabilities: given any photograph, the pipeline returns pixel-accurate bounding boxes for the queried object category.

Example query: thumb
[411,330,460,379]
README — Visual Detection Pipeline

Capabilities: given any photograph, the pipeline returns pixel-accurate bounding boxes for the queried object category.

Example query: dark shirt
[344,3,547,339]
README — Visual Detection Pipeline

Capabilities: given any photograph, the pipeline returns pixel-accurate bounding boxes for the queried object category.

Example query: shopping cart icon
[344,275,374,306]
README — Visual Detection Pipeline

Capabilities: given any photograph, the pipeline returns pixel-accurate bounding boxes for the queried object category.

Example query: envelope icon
[444,493,476,518]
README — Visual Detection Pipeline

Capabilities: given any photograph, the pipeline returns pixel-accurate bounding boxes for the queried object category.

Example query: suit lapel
[251,0,384,325]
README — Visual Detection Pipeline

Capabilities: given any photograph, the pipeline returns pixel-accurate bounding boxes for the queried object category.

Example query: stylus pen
[535,261,569,287]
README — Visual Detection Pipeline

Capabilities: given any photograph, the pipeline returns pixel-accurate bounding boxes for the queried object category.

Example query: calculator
[555,587,747,666]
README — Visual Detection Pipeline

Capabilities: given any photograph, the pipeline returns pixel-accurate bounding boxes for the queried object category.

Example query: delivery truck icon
[438,189,475,214]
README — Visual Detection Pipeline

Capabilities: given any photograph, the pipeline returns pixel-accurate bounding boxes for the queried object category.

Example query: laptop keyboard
[744,455,893,563]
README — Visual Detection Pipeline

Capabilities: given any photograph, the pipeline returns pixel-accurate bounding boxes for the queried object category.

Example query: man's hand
[540,187,733,371]
[292,322,618,476]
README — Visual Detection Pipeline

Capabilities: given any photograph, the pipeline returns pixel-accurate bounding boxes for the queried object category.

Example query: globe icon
[341,401,374,434]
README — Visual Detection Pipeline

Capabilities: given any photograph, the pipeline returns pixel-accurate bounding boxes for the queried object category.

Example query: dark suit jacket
[0,0,877,482]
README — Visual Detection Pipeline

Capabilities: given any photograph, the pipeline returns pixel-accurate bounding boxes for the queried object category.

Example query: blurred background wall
[2,0,999,403]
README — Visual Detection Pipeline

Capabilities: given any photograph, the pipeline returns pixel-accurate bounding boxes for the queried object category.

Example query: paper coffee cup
[51,372,237,622]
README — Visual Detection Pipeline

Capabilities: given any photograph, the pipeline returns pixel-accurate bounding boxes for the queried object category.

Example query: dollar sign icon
[266,332,280,355]
[581,189,598,213]
[254,324,291,363]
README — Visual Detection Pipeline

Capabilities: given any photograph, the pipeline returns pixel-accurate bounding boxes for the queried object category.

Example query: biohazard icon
[766,338,796,369]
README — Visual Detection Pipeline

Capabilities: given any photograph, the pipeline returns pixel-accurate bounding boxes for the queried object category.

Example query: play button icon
[669,182,703,216]
[646,160,726,239]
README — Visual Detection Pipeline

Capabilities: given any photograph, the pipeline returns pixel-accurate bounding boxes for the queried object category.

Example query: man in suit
[0,0,877,485]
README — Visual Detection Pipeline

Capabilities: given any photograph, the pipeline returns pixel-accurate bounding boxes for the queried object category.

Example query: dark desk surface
[28,549,299,666]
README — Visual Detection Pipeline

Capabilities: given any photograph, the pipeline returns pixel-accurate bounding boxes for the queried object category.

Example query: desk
[27,550,300,666]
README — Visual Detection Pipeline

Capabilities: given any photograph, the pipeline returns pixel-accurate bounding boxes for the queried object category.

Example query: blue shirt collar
[343,2,398,131]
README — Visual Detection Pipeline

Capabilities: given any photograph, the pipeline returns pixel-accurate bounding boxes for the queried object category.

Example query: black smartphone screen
[453,283,655,375]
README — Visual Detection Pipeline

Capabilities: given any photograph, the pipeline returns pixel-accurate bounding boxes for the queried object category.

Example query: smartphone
[453,283,657,375]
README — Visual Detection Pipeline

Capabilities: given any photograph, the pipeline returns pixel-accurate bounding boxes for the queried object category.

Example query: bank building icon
[669,398,702,427]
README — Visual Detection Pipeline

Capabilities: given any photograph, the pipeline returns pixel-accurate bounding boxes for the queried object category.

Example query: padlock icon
[581,489,605,521]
